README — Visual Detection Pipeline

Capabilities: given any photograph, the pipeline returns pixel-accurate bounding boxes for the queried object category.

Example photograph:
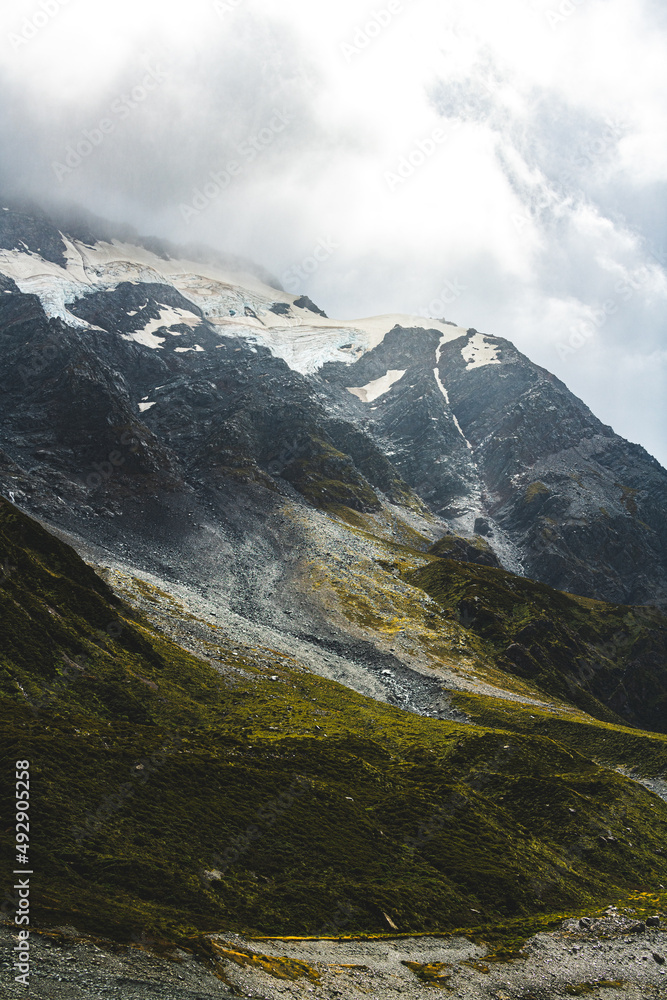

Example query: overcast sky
[1,0,666,464]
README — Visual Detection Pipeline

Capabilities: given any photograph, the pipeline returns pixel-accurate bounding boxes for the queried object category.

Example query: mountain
[1,201,665,614]
[2,202,667,987]
[1,198,666,720]
[320,328,667,606]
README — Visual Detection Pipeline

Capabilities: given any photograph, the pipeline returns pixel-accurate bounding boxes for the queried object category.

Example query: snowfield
[0,239,469,373]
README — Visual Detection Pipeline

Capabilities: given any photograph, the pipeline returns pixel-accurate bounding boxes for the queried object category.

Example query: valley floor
[2,916,666,999]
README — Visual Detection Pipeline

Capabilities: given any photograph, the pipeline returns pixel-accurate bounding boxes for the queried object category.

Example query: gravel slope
[2,913,665,999]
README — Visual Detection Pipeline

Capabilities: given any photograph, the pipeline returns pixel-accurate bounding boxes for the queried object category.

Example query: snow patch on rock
[461,333,501,370]
[121,306,201,349]
[433,367,473,450]
[348,369,406,403]
[123,328,165,349]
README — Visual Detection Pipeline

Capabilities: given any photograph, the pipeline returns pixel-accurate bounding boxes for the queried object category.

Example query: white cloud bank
[0,0,665,462]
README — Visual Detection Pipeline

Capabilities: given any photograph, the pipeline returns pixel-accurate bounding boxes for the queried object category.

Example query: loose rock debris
[2,914,665,999]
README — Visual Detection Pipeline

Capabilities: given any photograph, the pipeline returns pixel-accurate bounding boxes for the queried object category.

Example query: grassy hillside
[1,496,667,949]
[407,549,667,732]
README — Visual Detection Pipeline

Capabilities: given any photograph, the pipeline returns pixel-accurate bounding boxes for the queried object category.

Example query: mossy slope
[407,554,667,732]
[1,497,667,947]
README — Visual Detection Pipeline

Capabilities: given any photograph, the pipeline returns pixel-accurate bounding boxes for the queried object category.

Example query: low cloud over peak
[1,0,665,463]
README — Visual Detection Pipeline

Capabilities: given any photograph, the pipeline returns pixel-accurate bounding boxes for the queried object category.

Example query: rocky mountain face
[1,201,665,610]
[2,202,667,977]
[321,329,667,607]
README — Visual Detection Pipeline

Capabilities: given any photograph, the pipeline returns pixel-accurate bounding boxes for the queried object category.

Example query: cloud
[0,0,665,463]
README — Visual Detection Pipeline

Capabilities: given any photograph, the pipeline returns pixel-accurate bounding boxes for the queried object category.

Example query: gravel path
[2,913,665,999]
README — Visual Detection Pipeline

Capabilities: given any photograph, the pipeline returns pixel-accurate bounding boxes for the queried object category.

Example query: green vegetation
[429,533,500,567]
[617,483,639,516]
[204,940,320,984]
[402,960,453,986]
[449,691,667,776]
[282,438,382,512]
[1,496,667,953]
[564,982,625,996]
[406,555,667,732]
[323,418,429,514]
[524,482,549,503]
